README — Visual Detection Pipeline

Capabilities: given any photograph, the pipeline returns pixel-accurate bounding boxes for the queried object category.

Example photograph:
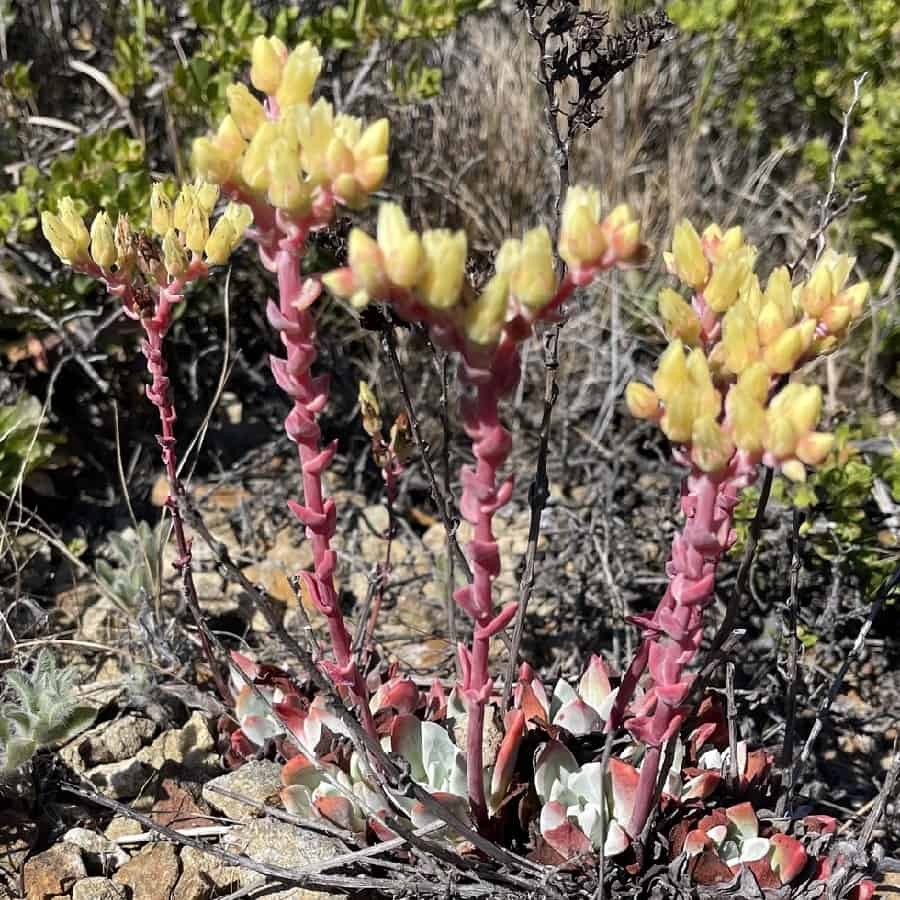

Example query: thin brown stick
[381,321,472,582]
[711,466,774,653]
[778,508,803,816]
[725,661,739,793]
[500,324,561,711]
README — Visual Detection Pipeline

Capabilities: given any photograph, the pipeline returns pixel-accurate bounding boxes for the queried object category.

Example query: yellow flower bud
[653,339,688,403]
[658,287,702,346]
[795,431,834,466]
[763,323,805,374]
[354,154,388,195]
[495,238,522,275]
[800,265,833,317]
[625,382,660,420]
[721,302,760,374]
[348,228,387,296]
[226,83,266,139]
[821,303,852,335]
[58,198,90,258]
[736,362,770,405]
[195,180,220,216]
[660,392,695,443]
[321,267,356,300]
[841,280,869,318]
[612,219,641,260]
[603,203,632,230]
[295,98,334,184]
[728,391,766,453]
[162,228,188,278]
[184,201,209,255]
[41,211,78,263]
[192,137,234,183]
[757,300,787,345]
[150,183,173,236]
[385,233,425,289]
[223,202,253,234]
[691,416,734,473]
[705,253,751,313]
[720,226,744,256]
[669,219,709,289]
[251,35,284,95]
[204,216,237,265]
[354,118,389,162]
[241,121,279,192]
[465,273,509,347]
[511,226,557,310]
[89,211,116,270]
[277,41,323,109]
[559,186,604,268]
[420,229,467,309]
[765,417,797,459]
[781,460,807,483]
[786,384,822,435]
[267,139,309,212]
[764,266,795,324]
[173,184,194,232]
[216,115,247,161]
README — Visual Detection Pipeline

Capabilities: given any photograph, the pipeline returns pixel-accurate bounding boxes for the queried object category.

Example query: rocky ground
[4,381,899,900]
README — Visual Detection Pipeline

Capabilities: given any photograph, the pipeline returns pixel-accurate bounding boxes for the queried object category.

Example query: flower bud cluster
[626,219,869,482]
[192,38,389,217]
[324,194,643,356]
[42,181,252,288]
[558,186,643,283]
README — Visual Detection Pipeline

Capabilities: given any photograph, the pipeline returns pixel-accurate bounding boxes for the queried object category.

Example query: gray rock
[23,844,86,900]
[71,878,128,900]
[137,710,216,770]
[61,716,157,771]
[219,818,347,900]
[63,827,129,869]
[172,846,240,900]
[202,760,282,821]
[86,757,153,799]
[113,842,180,900]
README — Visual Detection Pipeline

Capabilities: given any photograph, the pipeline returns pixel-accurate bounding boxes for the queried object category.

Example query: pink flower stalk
[258,212,377,740]
[454,339,525,827]
[620,220,868,841]
[609,450,758,837]
[322,195,645,828]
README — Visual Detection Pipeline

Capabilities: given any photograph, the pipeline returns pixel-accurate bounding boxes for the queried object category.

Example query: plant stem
[142,284,230,704]
[268,233,375,739]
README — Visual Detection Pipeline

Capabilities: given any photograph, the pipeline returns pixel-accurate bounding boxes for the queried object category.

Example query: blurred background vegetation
[0,0,897,603]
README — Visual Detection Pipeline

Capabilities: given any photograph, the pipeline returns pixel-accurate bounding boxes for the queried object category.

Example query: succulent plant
[0,650,96,774]
[533,739,639,858]
[680,802,811,887]
[516,656,619,736]
[94,520,162,608]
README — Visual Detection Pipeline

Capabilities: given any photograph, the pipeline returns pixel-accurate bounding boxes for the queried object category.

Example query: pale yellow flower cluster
[323,203,561,349]
[192,37,388,214]
[41,180,252,280]
[324,188,644,351]
[626,220,869,480]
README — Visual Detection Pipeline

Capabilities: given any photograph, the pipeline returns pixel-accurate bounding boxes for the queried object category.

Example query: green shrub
[668,0,900,250]
[0,393,61,496]
[734,420,899,598]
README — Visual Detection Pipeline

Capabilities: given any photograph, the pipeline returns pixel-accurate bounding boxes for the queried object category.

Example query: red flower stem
[617,458,758,838]
[455,340,521,829]
[270,232,376,740]
[140,281,231,704]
